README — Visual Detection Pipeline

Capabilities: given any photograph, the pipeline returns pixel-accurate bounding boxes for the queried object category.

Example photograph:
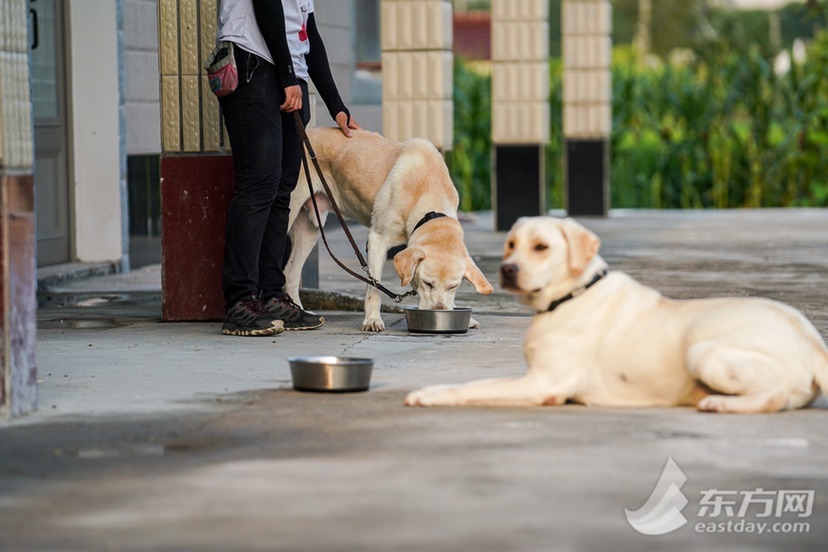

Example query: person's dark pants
[219,48,310,308]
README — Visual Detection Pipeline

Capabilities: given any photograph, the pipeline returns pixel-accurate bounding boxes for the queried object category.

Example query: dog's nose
[500,263,519,287]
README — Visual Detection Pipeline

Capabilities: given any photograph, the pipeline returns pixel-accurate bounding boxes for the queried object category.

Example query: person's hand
[335,111,362,137]
[281,85,303,112]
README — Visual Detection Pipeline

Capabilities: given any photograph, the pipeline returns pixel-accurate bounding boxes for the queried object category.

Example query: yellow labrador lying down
[406,216,828,413]
[284,127,492,332]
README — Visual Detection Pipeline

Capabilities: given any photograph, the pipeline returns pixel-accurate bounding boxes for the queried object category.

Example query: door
[31,0,71,266]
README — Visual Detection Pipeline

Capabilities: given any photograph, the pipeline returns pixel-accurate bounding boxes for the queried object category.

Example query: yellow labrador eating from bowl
[405,216,828,413]
[284,127,493,332]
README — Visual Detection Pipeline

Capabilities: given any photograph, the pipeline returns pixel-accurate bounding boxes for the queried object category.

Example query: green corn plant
[547,58,565,210]
[447,57,492,212]
[450,29,828,212]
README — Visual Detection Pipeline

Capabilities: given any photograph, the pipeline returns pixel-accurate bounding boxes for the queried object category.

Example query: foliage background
[446,0,828,210]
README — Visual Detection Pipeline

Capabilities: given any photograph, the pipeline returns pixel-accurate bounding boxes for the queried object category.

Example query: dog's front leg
[404,373,570,407]
[361,230,388,332]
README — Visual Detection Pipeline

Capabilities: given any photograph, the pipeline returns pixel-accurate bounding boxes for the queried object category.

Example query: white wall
[315,0,384,131]
[67,0,123,262]
[313,0,354,127]
[123,0,160,154]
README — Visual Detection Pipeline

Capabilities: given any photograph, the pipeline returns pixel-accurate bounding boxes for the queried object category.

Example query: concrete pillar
[380,0,453,149]
[68,0,124,264]
[0,0,37,418]
[562,0,612,216]
[490,0,550,231]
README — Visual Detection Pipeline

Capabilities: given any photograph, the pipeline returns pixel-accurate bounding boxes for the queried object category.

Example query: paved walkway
[2,209,827,551]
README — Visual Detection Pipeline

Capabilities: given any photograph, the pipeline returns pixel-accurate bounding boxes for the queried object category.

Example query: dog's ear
[561,218,601,276]
[393,247,426,287]
[465,257,494,295]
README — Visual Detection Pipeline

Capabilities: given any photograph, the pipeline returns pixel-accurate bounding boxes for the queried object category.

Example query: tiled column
[490,0,549,231]
[381,0,453,149]
[562,0,612,216]
[0,0,36,417]
[158,0,229,321]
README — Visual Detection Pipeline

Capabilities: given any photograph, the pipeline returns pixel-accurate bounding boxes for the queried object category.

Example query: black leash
[294,112,417,303]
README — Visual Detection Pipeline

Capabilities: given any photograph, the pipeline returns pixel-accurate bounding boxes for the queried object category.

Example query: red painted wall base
[160,155,234,321]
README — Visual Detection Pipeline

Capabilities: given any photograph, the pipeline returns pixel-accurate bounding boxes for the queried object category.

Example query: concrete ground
[2,209,827,551]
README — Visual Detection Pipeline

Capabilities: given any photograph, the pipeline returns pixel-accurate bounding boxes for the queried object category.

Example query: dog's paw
[696,392,786,414]
[361,316,386,332]
[469,316,480,329]
[404,385,459,407]
[697,396,722,413]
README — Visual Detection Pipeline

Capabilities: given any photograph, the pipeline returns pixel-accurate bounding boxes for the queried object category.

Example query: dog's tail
[302,193,331,229]
[814,346,828,396]
[801,318,828,395]
[781,306,828,396]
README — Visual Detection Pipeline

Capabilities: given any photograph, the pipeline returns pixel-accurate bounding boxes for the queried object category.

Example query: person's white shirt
[217,0,314,81]
[283,0,313,81]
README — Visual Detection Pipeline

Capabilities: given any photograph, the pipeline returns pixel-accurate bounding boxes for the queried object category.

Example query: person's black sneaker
[263,292,325,330]
[222,292,285,336]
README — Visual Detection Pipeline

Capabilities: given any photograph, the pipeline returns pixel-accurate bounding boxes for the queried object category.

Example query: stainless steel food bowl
[288,356,374,392]
[404,307,472,334]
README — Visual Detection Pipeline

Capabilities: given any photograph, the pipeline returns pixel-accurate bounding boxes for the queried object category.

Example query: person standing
[216,0,360,336]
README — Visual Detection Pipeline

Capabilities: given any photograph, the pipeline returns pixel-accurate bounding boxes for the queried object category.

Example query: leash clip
[393,289,418,303]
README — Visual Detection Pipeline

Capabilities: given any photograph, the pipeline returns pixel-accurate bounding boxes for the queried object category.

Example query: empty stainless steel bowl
[288,356,374,392]
[404,307,472,334]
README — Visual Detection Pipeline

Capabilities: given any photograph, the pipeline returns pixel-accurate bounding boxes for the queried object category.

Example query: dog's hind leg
[687,341,792,413]
[696,391,788,414]
[283,202,325,308]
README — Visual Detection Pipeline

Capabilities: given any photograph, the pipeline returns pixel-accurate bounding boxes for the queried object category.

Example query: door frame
[33,0,73,266]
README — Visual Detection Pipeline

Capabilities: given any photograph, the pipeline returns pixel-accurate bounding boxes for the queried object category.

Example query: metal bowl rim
[287,356,374,366]
[401,307,472,313]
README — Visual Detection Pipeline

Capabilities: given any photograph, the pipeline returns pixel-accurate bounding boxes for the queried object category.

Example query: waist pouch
[204,41,238,97]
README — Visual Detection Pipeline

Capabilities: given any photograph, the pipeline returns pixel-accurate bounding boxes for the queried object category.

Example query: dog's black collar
[545,270,608,312]
[412,211,448,233]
